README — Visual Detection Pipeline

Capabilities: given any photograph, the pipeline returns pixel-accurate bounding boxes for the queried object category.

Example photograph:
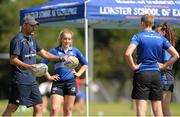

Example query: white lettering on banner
[115,0,137,4]
[39,10,51,18]
[145,0,175,5]
[161,9,171,16]
[173,9,180,16]
[25,7,77,19]
[26,12,39,19]
[100,7,132,15]
[115,0,176,5]
[52,9,56,16]
[175,1,180,4]
[99,7,180,17]
[133,8,160,16]
[56,8,77,16]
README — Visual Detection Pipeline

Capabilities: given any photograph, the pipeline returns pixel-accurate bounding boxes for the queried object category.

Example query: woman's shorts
[51,78,77,96]
[160,70,174,92]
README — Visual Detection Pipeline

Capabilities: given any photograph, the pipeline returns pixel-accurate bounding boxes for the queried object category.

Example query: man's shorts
[9,83,42,107]
[51,78,77,96]
[160,70,174,92]
[132,70,163,100]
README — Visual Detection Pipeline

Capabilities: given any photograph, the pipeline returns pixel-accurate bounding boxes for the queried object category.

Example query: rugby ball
[64,56,79,69]
[33,63,48,77]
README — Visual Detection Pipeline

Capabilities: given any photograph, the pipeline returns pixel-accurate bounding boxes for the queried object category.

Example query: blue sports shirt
[41,47,88,81]
[130,30,171,73]
[10,32,42,85]
[162,50,171,62]
[162,50,173,70]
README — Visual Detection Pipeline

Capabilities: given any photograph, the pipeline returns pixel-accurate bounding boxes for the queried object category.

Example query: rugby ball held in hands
[64,56,79,69]
[33,63,48,77]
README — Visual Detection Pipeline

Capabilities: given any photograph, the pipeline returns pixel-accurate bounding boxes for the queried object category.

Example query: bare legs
[162,91,172,116]
[135,99,163,117]
[2,103,43,117]
[2,104,18,116]
[50,94,75,117]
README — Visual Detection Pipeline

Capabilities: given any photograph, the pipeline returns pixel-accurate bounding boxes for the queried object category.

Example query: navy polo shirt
[41,47,88,81]
[10,32,42,85]
[130,30,171,73]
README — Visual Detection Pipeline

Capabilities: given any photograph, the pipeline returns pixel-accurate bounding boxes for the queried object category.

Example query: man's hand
[132,63,141,71]
[59,56,67,62]
[26,64,36,73]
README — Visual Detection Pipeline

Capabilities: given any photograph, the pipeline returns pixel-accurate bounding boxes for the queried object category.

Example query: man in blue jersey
[125,14,179,116]
[41,29,88,116]
[2,16,66,116]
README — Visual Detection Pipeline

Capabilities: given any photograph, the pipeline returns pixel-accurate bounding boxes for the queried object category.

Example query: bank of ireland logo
[52,87,58,93]
[16,100,20,103]
[71,87,76,92]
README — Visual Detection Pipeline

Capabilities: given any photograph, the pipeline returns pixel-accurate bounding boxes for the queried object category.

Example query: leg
[135,99,147,117]
[162,91,172,116]
[50,94,64,116]
[78,99,85,114]
[63,95,76,117]
[151,100,163,117]
[42,96,48,112]
[2,104,18,116]
[33,103,43,116]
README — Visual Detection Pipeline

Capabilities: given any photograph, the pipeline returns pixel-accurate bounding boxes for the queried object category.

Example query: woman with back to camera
[41,29,88,116]
[154,22,176,116]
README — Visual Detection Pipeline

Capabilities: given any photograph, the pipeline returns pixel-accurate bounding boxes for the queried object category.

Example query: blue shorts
[75,91,86,102]
[9,84,42,107]
[51,78,77,96]
[160,70,174,92]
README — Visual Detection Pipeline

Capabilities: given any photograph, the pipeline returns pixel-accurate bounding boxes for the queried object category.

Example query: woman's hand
[45,72,59,81]
[71,69,80,77]
[158,62,166,70]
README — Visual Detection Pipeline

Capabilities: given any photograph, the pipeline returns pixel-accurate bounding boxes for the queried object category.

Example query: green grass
[0,100,180,116]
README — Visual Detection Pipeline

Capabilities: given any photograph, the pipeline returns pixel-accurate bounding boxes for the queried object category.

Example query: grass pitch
[0,100,180,116]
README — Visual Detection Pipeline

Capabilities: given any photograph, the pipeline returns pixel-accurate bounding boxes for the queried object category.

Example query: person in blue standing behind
[74,78,86,115]
[2,16,66,116]
[125,14,179,117]
[42,29,88,116]
[154,22,176,116]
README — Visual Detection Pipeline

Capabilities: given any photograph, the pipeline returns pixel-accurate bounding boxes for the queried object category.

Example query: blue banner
[20,0,85,25]
[87,0,180,22]
[20,0,180,28]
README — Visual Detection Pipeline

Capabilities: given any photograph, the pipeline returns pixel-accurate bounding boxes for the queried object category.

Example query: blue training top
[10,32,42,85]
[162,50,173,70]
[41,46,88,81]
[130,30,171,73]
[162,50,171,62]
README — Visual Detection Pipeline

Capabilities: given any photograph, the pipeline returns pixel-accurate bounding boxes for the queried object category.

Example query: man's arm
[37,49,65,62]
[10,55,35,72]
[125,43,139,70]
